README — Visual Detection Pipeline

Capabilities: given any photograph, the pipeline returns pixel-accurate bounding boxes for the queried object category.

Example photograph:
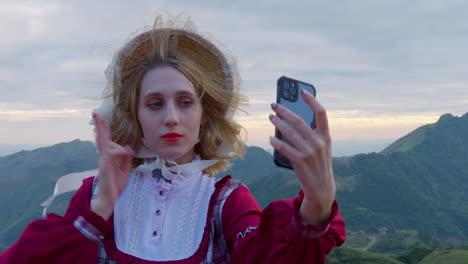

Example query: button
[159,191,164,196]
[153,230,158,236]
[156,210,161,216]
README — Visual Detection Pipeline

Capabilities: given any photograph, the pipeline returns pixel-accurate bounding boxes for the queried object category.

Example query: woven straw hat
[92,21,240,126]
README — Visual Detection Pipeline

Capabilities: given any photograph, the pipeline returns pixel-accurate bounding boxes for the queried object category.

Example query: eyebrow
[143,91,195,100]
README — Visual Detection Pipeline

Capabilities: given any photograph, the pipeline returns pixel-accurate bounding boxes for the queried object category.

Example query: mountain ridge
[381,113,468,154]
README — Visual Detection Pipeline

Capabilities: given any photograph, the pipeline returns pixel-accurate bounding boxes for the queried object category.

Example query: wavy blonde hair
[107,16,246,175]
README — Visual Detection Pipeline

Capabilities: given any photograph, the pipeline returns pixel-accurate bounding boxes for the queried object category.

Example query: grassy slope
[326,246,404,264]
[419,249,468,264]
[380,124,434,154]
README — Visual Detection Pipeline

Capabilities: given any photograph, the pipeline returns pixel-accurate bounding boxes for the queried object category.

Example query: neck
[146,153,196,167]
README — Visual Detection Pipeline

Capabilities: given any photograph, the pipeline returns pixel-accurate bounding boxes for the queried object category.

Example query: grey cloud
[1,0,467,146]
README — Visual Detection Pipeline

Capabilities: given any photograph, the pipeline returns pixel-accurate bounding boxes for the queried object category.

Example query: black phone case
[273,76,316,169]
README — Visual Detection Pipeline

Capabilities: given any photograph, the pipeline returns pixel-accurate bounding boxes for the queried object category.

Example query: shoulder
[62,176,96,218]
[83,176,96,187]
[216,175,261,214]
[62,175,96,205]
[215,175,243,197]
[79,176,96,195]
[215,175,261,251]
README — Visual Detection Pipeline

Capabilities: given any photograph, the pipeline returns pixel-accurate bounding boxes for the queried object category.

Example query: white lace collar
[134,154,220,181]
[40,154,220,217]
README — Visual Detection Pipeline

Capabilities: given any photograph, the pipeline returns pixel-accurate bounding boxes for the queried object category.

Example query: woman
[1,16,345,264]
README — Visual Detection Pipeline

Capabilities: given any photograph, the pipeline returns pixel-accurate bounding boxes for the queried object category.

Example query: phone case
[273,76,316,169]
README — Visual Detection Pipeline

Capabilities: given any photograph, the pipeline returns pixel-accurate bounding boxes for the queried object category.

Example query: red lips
[161,133,183,142]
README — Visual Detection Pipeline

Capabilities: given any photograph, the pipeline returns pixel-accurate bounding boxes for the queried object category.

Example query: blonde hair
[108,16,246,175]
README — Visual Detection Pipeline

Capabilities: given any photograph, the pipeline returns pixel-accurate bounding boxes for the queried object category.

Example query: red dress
[0,175,346,264]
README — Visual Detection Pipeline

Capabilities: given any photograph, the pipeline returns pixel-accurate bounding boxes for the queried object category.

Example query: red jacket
[1,176,346,263]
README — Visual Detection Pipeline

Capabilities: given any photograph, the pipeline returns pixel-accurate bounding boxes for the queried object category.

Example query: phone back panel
[274,76,316,169]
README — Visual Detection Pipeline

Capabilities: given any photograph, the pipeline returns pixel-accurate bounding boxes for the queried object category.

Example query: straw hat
[93,19,240,126]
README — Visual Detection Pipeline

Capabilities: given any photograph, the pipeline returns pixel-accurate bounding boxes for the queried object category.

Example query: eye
[147,100,162,109]
[179,98,193,107]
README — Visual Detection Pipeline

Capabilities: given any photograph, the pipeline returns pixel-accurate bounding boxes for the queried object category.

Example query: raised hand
[91,113,134,220]
[269,89,335,226]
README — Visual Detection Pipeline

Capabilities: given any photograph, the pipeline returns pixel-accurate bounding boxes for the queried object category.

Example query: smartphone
[273,76,316,169]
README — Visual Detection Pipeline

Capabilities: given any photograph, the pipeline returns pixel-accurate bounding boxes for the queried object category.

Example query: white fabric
[133,154,220,180]
[41,153,220,216]
[112,160,216,261]
[40,169,98,217]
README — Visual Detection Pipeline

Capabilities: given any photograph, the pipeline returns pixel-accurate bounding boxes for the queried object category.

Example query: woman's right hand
[91,113,134,220]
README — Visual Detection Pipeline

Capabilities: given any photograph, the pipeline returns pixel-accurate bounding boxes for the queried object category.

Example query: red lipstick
[161,133,183,142]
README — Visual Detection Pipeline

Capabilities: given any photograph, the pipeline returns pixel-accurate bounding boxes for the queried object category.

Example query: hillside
[0,140,97,248]
[223,146,286,185]
[381,113,460,154]
[380,123,434,154]
[247,113,468,245]
[419,249,468,264]
[325,246,404,264]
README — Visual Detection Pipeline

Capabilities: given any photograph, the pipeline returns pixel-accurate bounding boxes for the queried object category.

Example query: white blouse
[112,157,217,261]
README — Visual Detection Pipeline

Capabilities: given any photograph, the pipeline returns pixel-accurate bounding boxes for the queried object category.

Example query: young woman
[1,17,345,264]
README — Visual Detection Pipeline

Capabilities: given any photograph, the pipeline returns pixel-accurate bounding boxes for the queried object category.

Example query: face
[138,65,203,164]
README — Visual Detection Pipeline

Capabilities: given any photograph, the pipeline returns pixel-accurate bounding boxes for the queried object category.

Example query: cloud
[1,0,467,149]
[56,58,108,75]
[0,109,89,121]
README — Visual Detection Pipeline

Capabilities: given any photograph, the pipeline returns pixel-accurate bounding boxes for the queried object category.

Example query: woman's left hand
[269,89,335,226]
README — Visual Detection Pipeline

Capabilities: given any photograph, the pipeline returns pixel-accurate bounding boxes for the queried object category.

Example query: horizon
[2,112,465,158]
[0,138,394,158]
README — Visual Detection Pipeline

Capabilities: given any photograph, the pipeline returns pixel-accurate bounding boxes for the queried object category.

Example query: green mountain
[0,140,97,248]
[381,113,465,154]
[237,112,468,258]
[224,146,287,186]
[239,113,468,244]
[0,112,467,254]
[338,113,468,241]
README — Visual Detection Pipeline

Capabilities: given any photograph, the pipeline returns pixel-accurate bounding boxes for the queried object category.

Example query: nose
[164,102,179,127]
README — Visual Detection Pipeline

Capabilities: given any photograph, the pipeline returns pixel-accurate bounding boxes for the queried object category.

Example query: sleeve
[0,177,113,264]
[223,186,346,264]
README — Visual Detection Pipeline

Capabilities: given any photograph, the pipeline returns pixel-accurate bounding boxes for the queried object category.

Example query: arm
[224,185,346,264]
[0,177,111,264]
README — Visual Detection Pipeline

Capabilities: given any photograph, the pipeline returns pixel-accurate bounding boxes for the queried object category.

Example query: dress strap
[207,176,242,264]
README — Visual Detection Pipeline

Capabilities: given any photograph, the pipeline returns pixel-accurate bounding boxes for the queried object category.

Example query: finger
[271,103,318,143]
[300,89,330,134]
[120,146,134,172]
[99,144,134,172]
[94,113,114,152]
[105,142,132,156]
[94,113,104,149]
[100,117,112,142]
[271,135,332,195]
[269,136,301,167]
[269,114,314,152]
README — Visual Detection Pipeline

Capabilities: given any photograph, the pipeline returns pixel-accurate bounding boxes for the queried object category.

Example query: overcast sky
[1,0,467,156]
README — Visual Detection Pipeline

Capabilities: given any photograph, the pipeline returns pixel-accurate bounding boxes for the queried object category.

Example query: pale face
[138,66,203,164]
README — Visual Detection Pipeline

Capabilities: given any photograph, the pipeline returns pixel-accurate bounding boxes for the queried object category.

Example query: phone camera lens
[291,85,297,96]
[283,80,291,89]
[282,88,290,99]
